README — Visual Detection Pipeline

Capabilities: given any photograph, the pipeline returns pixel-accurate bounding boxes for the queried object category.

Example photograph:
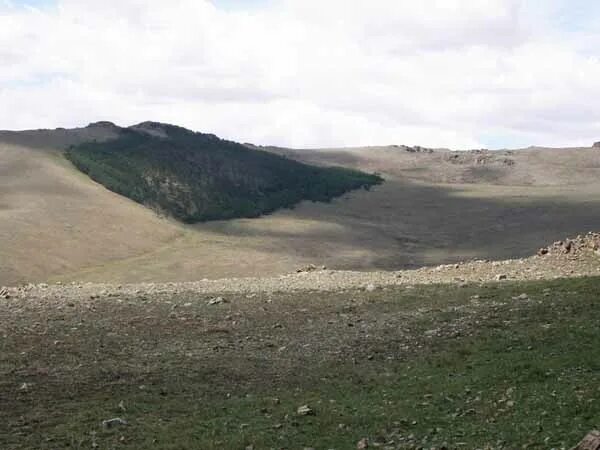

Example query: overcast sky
[1,0,599,149]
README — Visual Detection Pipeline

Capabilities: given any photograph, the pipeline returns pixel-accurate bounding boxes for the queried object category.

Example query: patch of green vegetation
[1,277,599,449]
[64,123,382,222]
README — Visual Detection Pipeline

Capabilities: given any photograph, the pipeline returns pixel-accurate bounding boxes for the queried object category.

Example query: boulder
[571,430,600,450]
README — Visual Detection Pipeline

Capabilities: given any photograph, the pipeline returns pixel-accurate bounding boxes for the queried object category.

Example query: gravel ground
[3,234,599,304]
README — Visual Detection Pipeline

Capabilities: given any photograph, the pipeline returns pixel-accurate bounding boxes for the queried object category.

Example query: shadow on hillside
[196,177,600,271]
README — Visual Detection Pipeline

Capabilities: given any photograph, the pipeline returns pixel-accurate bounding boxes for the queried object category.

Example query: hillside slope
[0,142,182,285]
[65,122,382,222]
[2,123,600,286]
[263,144,600,186]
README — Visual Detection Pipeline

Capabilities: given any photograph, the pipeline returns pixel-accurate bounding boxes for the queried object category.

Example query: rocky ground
[1,233,600,449]
[3,233,600,302]
[2,272,600,449]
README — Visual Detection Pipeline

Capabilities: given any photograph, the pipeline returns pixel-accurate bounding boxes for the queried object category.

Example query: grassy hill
[3,122,600,286]
[65,122,382,223]
[0,141,184,286]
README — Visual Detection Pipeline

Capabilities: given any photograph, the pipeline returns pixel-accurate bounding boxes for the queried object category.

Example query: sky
[1,0,599,149]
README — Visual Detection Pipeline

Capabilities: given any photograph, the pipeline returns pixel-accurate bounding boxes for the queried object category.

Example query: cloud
[1,0,599,148]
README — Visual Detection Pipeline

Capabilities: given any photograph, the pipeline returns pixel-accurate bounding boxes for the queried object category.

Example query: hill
[2,124,600,286]
[0,121,120,150]
[65,122,382,223]
[0,139,182,285]
[261,143,600,186]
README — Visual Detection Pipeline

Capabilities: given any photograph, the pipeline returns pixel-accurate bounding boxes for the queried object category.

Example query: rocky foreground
[2,233,600,303]
[2,234,600,449]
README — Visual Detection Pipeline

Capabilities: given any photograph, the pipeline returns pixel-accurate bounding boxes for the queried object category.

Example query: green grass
[1,277,599,449]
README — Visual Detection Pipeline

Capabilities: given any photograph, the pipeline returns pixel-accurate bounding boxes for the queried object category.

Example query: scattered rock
[539,233,600,259]
[4,232,600,301]
[513,293,529,301]
[102,418,128,429]
[297,405,314,416]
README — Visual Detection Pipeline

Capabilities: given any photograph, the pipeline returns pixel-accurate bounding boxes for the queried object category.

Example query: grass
[1,277,599,449]
[5,139,600,287]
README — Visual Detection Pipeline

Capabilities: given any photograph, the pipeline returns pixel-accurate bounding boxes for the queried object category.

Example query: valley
[2,125,600,286]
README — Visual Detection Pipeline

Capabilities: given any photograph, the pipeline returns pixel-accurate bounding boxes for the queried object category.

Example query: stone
[495,274,507,281]
[357,438,369,449]
[102,418,128,429]
[365,284,376,292]
[297,405,314,416]
[564,240,573,253]
[207,296,226,305]
[571,430,600,450]
[297,264,320,273]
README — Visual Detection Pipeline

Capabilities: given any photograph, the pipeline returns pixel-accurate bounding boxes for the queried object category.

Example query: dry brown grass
[2,132,600,286]
[0,144,182,285]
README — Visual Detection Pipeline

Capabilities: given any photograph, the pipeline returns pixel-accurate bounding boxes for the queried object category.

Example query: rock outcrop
[537,232,600,257]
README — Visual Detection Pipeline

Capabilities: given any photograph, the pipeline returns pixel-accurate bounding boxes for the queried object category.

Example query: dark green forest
[65,123,382,223]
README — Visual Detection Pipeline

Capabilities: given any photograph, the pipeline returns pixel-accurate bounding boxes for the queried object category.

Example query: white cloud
[0,0,599,148]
